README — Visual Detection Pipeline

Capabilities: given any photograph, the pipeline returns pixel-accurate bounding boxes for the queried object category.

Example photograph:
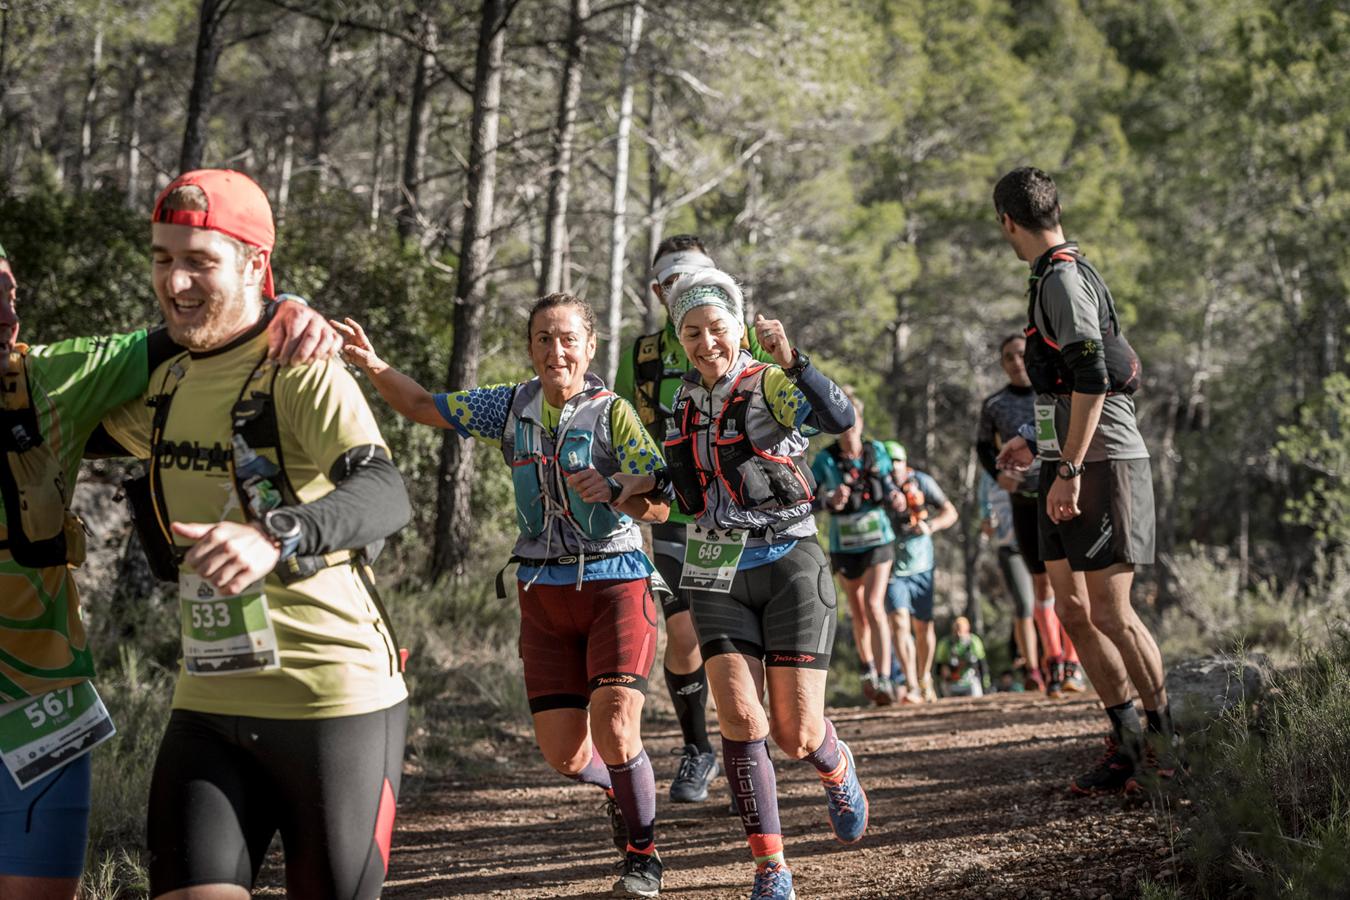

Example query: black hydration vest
[1023,243,1141,396]
[0,350,82,568]
[826,441,887,514]
[663,364,815,518]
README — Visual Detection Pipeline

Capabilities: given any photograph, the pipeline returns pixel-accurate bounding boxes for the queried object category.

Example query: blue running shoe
[749,859,795,900]
[821,740,868,844]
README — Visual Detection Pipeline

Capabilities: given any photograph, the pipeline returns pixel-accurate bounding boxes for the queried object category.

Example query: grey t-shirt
[1034,258,1149,462]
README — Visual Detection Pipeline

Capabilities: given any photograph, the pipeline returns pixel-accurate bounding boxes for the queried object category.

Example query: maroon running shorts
[516,578,658,714]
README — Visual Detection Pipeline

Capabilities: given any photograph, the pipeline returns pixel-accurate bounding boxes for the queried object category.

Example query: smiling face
[678,305,740,386]
[528,304,596,402]
[151,223,265,352]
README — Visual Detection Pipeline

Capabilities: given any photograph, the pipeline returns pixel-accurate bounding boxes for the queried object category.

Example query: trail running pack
[825,441,888,514]
[1023,243,1141,396]
[663,363,815,518]
[122,352,401,664]
[0,349,87,568]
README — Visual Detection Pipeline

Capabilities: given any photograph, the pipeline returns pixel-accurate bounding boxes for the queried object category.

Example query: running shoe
[1023,668,1045,693]
[1062,661,1087,693]
[670,744,720,803]
[604,793,629,854]
[612,849,663,897]
[820,740,869,843]
[1070,734,1139,796]
[874,676,896,707]
[749,859,796,900]
[1046,659,1066,699]
[860,671,879,703]
[920,675,938,704]
[1125,730,1189,794]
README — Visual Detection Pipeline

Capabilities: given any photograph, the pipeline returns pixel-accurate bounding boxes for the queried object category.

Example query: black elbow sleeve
[1062,340,1110,396]
[794,363,854,433]
[290,446,411,555]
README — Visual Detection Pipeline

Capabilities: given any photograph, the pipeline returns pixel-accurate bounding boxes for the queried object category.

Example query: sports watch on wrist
[261,508,303,560]
[1056,460,1084,480]
[784,350,810,380]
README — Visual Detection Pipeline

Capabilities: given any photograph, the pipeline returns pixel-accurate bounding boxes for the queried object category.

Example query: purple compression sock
[803,718,842,776]
[606,750,657,851]
[722,735,782,838]
[567,745,612,791]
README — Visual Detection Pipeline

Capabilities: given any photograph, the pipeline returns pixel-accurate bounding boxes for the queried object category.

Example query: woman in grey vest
[334,293,671,898]
[661,270,869,900]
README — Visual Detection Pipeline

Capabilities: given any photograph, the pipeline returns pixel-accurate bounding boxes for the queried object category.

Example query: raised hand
[754,314,794,368]
[330,317,385,373]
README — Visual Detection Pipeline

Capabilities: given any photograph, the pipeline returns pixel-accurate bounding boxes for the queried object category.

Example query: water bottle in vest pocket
[558,430,621,537]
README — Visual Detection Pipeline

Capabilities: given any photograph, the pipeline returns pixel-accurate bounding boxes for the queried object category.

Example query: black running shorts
[829,543,896,581]
[688,538,837,670]
[650,521,692,618]
[1009,493,1046,574]
[1037,458,1155,572]
[147,701,408,899]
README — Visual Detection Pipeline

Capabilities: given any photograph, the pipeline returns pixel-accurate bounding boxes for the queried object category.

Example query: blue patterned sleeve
[609,397,664,476]
[432,384,515,446]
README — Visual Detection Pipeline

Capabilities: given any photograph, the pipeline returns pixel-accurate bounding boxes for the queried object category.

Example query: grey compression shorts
[688,538,837,670]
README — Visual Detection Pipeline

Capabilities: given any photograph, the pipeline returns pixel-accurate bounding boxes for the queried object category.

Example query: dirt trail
[373,693,1178,899]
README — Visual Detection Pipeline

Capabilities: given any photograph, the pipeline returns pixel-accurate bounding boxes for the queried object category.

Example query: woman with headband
[614,235,778,806]
[661,270,868,900]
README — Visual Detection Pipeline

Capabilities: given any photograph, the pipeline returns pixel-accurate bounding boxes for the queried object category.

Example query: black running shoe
[612,849,663,897]
[1126,730,1189,793]
[1046,659,1066,699]
[669,744,719,803]
[604,794,629,855]
[1070,734,1138,795]
[1062,661,1087,693]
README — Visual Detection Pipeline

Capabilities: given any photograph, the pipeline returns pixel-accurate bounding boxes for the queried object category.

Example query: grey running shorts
[688,538,837,670]
[1037,458,1155,571]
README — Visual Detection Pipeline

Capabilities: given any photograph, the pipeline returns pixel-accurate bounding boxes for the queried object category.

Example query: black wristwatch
[784,349,810,380]
[1056,460,1084,480]
[261,508,304,560]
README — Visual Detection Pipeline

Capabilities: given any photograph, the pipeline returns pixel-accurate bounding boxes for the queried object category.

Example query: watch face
[267,510,301,537]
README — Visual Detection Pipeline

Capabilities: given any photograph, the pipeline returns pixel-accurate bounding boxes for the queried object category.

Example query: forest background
[0,0,1347,896]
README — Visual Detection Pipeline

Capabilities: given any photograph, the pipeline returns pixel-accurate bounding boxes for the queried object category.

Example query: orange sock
[748,833,785,865]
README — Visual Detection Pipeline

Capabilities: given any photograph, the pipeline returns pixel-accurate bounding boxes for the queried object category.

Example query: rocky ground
[303,692,1184,899]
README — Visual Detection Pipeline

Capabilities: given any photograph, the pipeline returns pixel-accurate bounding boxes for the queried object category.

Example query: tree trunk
[603,0,645,386]
[76,16,104,191]
[961,452,982,633]
[429,0,506,582]
[369,38,386,230]
[311,29,334,186]
[123,52,144,206]
[397,12,437,242]
[538,0,589,296]
[180,0,231,172]
[275,119,294,221]
[888,295,911,438]
[643,74,664,334]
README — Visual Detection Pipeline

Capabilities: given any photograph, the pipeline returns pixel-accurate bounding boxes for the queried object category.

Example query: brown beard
[165,283,261,351]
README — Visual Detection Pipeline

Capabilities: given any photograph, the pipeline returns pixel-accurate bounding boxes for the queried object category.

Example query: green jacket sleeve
[612,338,637,403]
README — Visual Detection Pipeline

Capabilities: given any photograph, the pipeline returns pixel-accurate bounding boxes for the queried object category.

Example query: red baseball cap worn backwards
[152,169,276,299]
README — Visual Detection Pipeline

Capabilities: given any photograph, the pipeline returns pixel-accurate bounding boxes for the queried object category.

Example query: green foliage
[1276,364,1350,546]
[82,646,175,898]
[1181,629,1350,896]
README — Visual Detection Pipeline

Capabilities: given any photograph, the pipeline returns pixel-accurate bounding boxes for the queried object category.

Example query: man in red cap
[99,169,411,900]
[0,219,332,898]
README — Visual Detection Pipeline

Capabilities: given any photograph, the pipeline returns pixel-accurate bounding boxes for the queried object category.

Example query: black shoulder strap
[145,354,191,553]
[632,331,664,430]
